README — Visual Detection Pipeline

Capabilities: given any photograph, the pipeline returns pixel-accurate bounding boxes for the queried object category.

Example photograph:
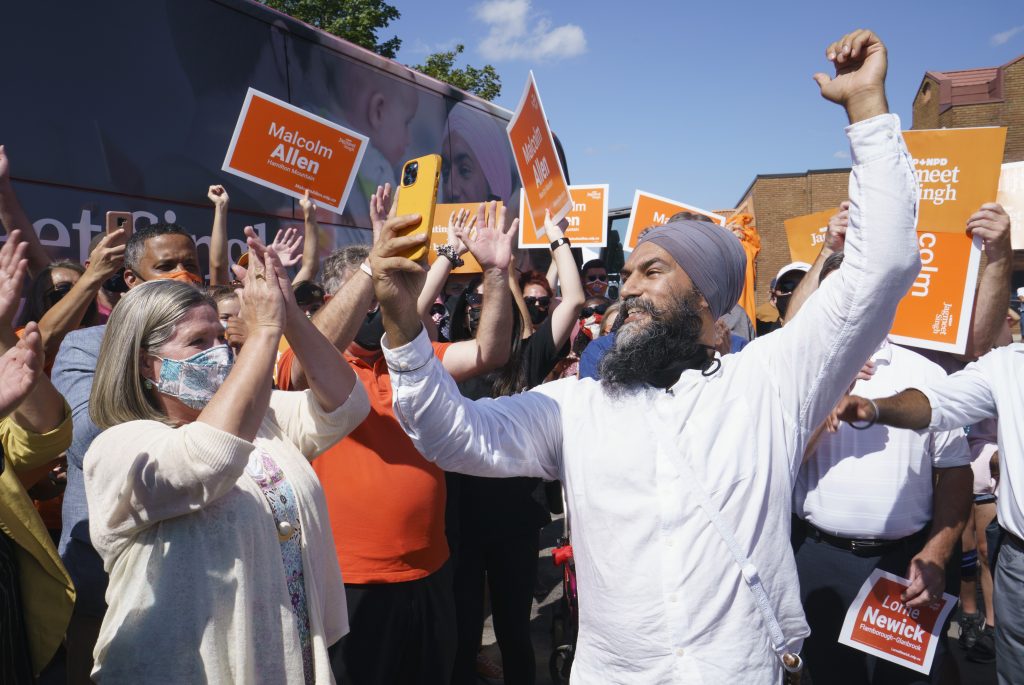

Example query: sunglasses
[46,281,75,303]
[580,303,610,318]
[775,281,799,295]
[586,274,608,283]
[466,292,483,306]
[524,296,551,307]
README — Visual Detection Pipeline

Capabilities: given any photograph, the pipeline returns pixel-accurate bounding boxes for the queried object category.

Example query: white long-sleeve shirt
[384,113,920,684]
[919,344,1024,540]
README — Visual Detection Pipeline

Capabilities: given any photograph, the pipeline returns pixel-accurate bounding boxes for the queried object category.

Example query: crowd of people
[0,27,1021,685]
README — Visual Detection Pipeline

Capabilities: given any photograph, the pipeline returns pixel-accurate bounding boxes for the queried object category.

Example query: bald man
[368,30,918,684]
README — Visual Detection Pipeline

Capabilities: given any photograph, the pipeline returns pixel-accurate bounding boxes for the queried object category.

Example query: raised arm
[287,185,391,390]
[0,146,50,277]
[36,229,125,359]
[294,190,320,284]
[207,185,230,286]
[786,202,847,322]
[440,201,518,380]
[417,208,472,319]
[964,203,1012,359]
[198,247,285,442]
[543,213,586,349]
[760,30,920,453]
[0,231,67,433]
[372,211,562,479]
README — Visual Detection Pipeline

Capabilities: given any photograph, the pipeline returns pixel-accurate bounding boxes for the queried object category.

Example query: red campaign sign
[838,569,956,674]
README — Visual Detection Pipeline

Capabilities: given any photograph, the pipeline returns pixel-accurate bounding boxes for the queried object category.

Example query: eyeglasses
[524,296,551,307]
[586,273,608,283]
[580,303,610,318]
[466,292,483,306]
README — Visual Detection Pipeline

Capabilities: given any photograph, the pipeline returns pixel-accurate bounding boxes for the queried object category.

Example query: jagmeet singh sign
[223,88,368,215]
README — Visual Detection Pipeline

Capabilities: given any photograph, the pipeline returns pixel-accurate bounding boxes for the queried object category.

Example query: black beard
[599,292,710,397]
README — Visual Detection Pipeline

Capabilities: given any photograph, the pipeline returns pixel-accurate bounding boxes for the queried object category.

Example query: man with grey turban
[368,29,921,684]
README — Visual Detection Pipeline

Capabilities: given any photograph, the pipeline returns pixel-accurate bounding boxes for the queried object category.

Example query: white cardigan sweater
[84,387,370,684]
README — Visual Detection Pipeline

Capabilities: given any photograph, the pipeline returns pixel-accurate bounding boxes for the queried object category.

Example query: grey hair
[319,244,370,295]
[90,280,216,429]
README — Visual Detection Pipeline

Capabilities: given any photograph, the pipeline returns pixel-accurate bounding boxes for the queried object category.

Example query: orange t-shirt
[277,343,451,584]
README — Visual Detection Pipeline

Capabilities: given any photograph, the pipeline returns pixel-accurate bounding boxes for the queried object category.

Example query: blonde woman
[83,243,370,684]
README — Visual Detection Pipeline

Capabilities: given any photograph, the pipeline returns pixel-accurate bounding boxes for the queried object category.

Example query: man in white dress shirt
[369,30,921,684]
[790,252,973,684]
[839,342,1024,685]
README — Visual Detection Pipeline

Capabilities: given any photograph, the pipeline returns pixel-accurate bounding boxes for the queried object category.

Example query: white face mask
[151,344,234,409]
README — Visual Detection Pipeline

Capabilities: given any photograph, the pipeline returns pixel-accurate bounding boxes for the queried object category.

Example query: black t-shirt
[449,315,569,539]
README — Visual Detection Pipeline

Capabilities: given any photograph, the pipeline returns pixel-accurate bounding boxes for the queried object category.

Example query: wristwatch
[550,237,571,251]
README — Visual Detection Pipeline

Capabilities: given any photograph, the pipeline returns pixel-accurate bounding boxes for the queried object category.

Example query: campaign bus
[0,0,533,271]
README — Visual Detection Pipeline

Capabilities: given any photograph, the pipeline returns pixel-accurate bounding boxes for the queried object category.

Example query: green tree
[414,44,502,101]
[261,0,401,58]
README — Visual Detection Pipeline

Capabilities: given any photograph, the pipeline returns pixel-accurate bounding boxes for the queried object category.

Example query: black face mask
[354,309,385,351]
[526,302,547,325]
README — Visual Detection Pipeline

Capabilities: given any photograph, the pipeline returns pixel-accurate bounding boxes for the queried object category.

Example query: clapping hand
[446,209,474,256]
[0,229,28,331]
[369,184,394,244]
[0,322,42,419]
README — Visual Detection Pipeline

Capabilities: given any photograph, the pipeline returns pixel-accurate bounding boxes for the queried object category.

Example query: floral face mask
[151,344,234,409]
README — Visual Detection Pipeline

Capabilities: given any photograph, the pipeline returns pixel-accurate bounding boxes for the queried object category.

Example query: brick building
[911,54,1024,161]
[733,169,849,308]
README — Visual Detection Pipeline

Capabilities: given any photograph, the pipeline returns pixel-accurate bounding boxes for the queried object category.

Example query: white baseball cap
[773,262,812,287]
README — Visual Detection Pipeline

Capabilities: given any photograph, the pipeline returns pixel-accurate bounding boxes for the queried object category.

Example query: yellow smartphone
[394,154,440,262]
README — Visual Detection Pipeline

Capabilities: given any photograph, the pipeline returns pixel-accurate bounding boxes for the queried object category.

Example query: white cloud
[833,150,850,160]
[991,25,1024,46]
[475,0,586,61]
[406,38,462,56]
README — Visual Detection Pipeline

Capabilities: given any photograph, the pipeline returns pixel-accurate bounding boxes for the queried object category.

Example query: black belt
[795,517,922,556]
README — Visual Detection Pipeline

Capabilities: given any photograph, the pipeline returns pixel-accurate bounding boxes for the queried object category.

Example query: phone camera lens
[403,162,418,186]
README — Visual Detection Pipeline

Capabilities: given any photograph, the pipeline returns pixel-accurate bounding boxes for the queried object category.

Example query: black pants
[452,530,540,685]
[329,563,457,685]
[791,520,950,685]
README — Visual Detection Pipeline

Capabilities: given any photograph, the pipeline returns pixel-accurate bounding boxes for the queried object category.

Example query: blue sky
[391,0,1024,211]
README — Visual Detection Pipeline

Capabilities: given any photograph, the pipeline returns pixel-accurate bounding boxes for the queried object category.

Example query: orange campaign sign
[997,161,1024,250]
[426,202,498,274]
[623,190,725,250]
[783,209,838,264]
[519,184,609,248]
[222,88,368,215]
[839,570,956,675]
[889,128,1006,354]
[507,72,572,232]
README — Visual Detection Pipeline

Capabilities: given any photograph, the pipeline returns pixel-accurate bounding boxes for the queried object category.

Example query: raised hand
[813,30,888,123]
[459,201,518,272]
[0,229,29,330]
[369,183,394,244]
[447,208,474,256]
[85,229,127,281]
[234,244,286,335]
[299,189,316,218]
[270,226,304,268]
[369,212,429,343]
[966,203,1011,260]
[207,184,229,208]
[0,322,42,419]
[826,201,850,253]
[543,209,566,243]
